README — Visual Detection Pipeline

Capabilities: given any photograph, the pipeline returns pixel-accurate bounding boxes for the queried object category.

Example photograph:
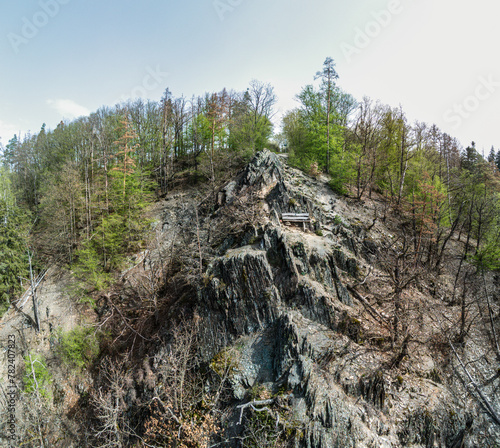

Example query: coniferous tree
[487,146,496,164]
[461,142,481,172]
[495,150,500,172]
[315,57,339,174]
[0,172,30,316]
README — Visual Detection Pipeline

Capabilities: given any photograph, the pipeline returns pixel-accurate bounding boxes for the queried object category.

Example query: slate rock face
[192,151,476,447]
[217,150,284,208]
[239,150,284,191]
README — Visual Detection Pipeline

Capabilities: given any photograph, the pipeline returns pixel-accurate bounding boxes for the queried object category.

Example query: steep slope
[5,150,498,447]
[188,150,486,447]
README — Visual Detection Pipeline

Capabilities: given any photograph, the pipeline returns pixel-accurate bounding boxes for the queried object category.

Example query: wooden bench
[281,213,311,230]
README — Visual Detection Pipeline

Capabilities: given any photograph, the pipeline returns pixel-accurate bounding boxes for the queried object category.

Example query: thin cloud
[47,99,90,119]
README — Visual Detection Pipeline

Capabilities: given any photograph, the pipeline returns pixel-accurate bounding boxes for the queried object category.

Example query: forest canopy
[1,61,500,315]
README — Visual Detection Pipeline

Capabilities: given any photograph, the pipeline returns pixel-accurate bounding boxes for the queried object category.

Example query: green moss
[248,235,262,245]
[274,384,290,397]
[248,383,269,401]
[315,229,323,236]
[210,348,239,377]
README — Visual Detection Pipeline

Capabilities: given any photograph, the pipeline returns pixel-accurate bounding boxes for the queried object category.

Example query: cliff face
[15,150,494,447]
[179,151,497,447]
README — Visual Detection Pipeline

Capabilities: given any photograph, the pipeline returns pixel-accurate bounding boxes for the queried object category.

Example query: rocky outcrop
[188,151,487,446]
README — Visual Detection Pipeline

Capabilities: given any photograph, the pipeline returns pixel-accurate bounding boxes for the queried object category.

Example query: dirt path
[0,268,82,392]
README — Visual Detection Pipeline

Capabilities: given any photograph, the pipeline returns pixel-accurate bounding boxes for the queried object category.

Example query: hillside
[2,150,498,447]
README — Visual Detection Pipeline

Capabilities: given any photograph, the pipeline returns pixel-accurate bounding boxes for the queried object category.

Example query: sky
[1,0,499,155]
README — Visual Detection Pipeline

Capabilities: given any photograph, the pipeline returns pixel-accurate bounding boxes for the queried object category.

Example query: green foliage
[0,84,276,278]
[248,383,269,401]
[461,142,482,173]
[0,175,30,317]
[228,80,275,152]
[72,241,112,293]
[97,213,129,269]
[229,109,273,152]
[471,235,500,271]
[72,124,153,289]
[329,170,347,195]
[284,59,356,195]
[210,348,239,378]
[23,353,52,399]
[56,325,101,370]
[332,215,342,226]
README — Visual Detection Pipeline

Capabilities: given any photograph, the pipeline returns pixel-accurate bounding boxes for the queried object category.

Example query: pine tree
[495,150,500,171]
[0,197,30,316]
[315,57,339,174]
[487,146,496,164]
[73,113,152,285]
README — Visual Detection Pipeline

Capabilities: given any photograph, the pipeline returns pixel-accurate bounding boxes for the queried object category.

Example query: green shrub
[72,241,112,293]
[332,215,342,226]
[23,353,52,399]
[210,348,239,378]
[57,325,100,370]
[329,176,347,195]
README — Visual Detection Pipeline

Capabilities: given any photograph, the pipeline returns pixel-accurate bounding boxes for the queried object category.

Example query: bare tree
[377,231,425,361]
[246,79,277,123]
[351,97,384,199]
